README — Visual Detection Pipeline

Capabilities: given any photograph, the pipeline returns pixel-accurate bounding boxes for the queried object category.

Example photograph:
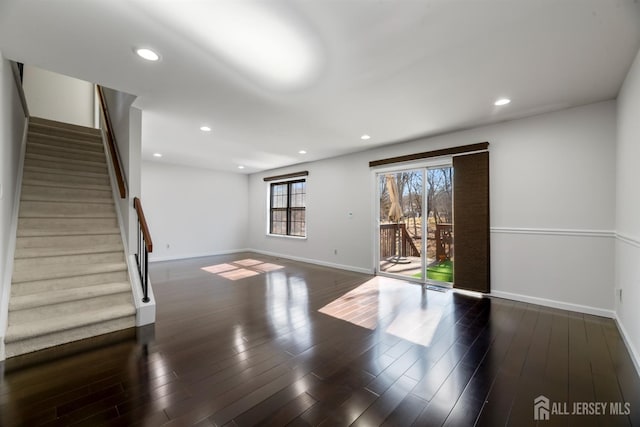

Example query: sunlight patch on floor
[201,258,284,281]
[318,276,444,346]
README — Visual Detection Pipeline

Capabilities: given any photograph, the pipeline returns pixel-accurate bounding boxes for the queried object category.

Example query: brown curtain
[453,152,490,292]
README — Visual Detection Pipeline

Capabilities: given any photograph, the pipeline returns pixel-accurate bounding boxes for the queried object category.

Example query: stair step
[24,164,109,180]
[8,291,133,324]
[19,201,116,218]
[11,270,129,296]
[30,116,102,136]
[12,259,126,283]
[27,142,106,162]
[14,250,124,268]
[15,234,123,258]
[25,155,108,175]
[28,132,104,153]
[17,217,119,237]
[4,304,135,344]
[22,178,112,192]
[23,170,111,187]
[9,282,131,311]
[21,184,113,204]
[4,315,135,358]
[28,123,103,143]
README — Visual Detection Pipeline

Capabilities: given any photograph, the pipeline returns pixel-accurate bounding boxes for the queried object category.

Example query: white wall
[0,53,28,356]
[616,47,640,369]
[248,101,617,316]
[22,65,94,127]
[141,161,249,261]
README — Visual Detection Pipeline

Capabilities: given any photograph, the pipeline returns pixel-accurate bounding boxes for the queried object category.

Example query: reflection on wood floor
[1,252,639,426]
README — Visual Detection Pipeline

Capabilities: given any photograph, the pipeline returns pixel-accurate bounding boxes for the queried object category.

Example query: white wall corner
[615,315,640,378]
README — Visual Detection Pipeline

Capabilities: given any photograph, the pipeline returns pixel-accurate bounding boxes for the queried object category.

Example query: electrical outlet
[618,288,623,303]
[166,243,170,249]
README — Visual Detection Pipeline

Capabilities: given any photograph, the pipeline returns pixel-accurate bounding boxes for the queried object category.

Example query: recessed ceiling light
[298,150,307,154]
[238,165,245,169]
[153,153,162,158]
[200,126,211,132]
[361,134,371,140]
[494,98,511,106]
[135,48,160,61]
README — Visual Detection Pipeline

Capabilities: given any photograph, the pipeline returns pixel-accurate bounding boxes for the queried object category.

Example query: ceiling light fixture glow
[238,165,245,169]
[298,150,307,154]
[361,134,371,140]
[135,48,160,61]
[153,153,162,158]
[200,126,211,132]
[494,98,511,106]
[134,1,320,89]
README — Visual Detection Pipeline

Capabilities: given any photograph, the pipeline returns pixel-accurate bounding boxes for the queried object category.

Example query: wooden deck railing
[380,223,421,258]
[96,85,127,198]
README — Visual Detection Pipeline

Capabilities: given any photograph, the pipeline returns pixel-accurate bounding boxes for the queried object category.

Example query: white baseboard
[248,249,374,275]
[614,315,640,378]
[151,248,374,275]
[490,290,615,318]
[149,249,252,263]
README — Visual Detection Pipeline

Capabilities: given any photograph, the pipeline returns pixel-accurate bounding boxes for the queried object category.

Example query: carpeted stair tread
[27,142,106,162]
[12,260,127,283]
[4,317,135,358]
[28,120,102,141]
[15,234,123,258]
[21,178,111,192]
[12,270,129,296]
[23,164,109,179]
[23,170,110,187]
[14,250,124,268]
[28,133,104,153]
[19,201,116,218]
[17,217,119,237]
[9,282,132,311]
[4,304,136,343]
[21,184,113,203]
[25,156,108,174]
[29,117,102,135]
[26,151,107,168]
[9,291,134,324]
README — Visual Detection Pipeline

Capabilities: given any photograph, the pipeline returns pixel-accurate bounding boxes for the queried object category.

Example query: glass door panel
[426,167,454,284]
[378,170,424,280]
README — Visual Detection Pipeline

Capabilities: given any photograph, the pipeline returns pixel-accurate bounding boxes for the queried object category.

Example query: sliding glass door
[376,164,454,286]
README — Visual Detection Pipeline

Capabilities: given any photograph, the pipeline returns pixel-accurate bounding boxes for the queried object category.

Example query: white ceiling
[1,1,639,173]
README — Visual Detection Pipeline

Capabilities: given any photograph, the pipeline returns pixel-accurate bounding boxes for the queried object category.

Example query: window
[269,179,306,237]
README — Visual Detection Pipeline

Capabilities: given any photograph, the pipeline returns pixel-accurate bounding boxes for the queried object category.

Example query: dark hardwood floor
[1,252,639,426]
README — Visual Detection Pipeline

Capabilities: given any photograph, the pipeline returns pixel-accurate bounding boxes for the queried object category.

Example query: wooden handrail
[134,197,153,253]
[96,85,127,198]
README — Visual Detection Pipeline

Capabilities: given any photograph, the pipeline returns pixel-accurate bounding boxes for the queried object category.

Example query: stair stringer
[98,122,156,327]
[0,118,29,362]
